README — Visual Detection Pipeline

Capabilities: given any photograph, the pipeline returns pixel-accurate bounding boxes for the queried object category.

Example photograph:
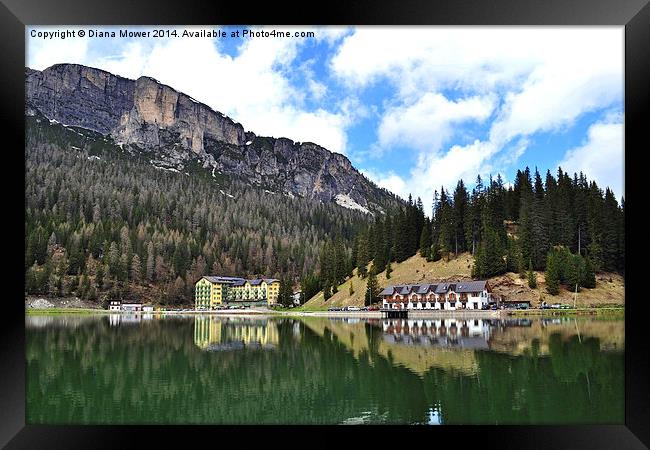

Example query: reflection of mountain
[486,318,624,355]
[301,317,482,376]
[299,316,624,378]
[194,316,279,350]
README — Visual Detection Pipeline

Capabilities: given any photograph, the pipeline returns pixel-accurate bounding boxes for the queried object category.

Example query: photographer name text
[30,28,316,40]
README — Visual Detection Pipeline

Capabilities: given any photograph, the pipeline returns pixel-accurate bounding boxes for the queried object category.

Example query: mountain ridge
[25,63,401,214]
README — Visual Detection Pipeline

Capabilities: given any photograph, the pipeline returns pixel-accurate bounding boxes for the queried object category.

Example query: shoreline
[26,306,624,318]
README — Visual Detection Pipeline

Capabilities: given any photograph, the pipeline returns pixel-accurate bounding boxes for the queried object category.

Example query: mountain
[25,63,400,214]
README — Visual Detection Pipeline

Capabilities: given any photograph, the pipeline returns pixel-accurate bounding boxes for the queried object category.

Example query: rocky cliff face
[25,64,399,212]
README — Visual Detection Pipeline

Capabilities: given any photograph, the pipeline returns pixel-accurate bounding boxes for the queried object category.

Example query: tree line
[25,117,374,305]
[313,166,624,300]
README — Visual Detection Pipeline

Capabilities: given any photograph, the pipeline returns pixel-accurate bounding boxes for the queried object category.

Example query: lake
[26,313,624,425]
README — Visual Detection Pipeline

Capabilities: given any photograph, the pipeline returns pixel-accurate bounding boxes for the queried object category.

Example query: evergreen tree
[349,281,354,296]
[545,251,560,295]
[582,257,596,288]
[527,259,537,288]
[299,272,320,304]
[437,188,454,261]
[372,219,388,273]
[506,236,521,273]
[452,179,469,253]
[356,230,370,278]
[26,263,39,293]
[323,280,332,301]
[278,277,294,307]
[473,224,506,278]
[365,265,380,307]
[130,254,142,282]
[95,264,104,289]
[419,217,432,259]
[385,259,392,279]
[566,254,585,293]
[146,241,155,282]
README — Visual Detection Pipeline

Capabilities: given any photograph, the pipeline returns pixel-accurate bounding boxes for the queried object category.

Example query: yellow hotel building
[195,276,280,309]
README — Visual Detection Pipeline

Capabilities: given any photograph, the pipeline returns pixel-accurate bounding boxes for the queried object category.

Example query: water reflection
[382,318,491,349]
[194,316,279,350]
[26,314,624,425]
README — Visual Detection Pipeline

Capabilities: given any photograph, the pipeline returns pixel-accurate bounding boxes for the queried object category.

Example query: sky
[26,26,624,206]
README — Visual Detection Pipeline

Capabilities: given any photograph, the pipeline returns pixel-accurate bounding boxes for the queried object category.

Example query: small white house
[108,301,121,312]
[143,306,154,312]
[121,303,143,312]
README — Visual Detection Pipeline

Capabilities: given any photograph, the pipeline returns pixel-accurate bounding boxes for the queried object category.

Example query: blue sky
[27,26,624,204]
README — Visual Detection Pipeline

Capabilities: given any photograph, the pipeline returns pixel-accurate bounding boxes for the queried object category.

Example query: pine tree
[545,251,560,295]
[527,259,537,288]
[95,264,104,289]
[385,259,392,279]
[582,257,596,288]
[130,254,142,282]
[107,242,120,278]
[278,277,293,307]
[146,241,155,282]
[506,236,520,273]
[419,217,432,259]
[365,265,380,307]
[452,180,469,253]
[356,230,370,278]
[26,263,39,293]
[349,281,354,296]
[323,280,332,301]
[473,225,506,278]
[566,254,584,293]
[437,188,454,261]
[372,219,388,273]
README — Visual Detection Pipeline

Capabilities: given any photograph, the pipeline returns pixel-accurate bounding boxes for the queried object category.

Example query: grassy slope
[304,253,473,309]
[304,252,624,309]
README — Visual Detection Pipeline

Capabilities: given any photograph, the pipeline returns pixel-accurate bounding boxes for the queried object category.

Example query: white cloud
[378,93,495,151]
[26,26,624,199]
[361,168,409,200]
[26,28,91,70]
[558,121,624,200]
[333,27,623,201]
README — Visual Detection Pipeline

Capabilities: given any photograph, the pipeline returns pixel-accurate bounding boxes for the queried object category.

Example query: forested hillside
[24,114,373,305]
[311,164,624,304]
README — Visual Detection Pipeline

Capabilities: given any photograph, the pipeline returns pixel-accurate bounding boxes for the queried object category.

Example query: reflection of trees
[26,317,623,425]
[420,333,623,424]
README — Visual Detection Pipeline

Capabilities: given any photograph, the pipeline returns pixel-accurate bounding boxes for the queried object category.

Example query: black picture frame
[2,0,648,447]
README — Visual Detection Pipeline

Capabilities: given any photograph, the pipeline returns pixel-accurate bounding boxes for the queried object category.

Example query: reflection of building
[194,316,279,350]
[108,313,142,326]
[109,314,121,327]
[381,318,490,349]
[195,276,280,309]
[380,281,491,310]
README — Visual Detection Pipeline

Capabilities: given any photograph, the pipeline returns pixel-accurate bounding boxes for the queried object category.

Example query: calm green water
[26,314,624,424]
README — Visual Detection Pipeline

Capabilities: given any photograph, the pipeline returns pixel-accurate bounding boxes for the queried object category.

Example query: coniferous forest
[317,169,624,300]
[26,114,624,305]
[25,116,373,305]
